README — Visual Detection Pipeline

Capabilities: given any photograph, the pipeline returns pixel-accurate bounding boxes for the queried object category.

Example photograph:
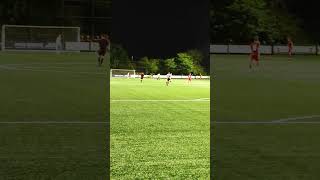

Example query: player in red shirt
[140,73,144,83]
[287,37,293,59]
[249,36,260,69]
[187,73,192,84]
[96,34,110,67]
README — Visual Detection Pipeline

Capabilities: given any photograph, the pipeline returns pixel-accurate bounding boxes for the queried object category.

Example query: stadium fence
[0,40,105,52]
[210,44,319,55]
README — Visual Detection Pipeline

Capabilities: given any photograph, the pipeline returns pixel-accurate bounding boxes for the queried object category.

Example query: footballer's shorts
[98,49,107,56]
[167,78,170,81]
[56,43,62,50]
[251,51,259,61]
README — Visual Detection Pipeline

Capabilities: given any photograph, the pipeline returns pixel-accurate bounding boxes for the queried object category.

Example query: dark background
[112,0,209,64]
[284,0,319,41]
[0,0,112,36]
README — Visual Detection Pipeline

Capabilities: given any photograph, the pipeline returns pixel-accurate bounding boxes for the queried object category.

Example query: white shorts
[56,43,62,50]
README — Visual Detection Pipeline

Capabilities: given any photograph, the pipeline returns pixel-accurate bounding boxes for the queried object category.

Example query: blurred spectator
[80,35,85,42]
[86,35,91,42]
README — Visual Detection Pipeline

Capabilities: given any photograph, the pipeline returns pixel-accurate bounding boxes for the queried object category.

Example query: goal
[110,69,136,78]
[1,25,80,52]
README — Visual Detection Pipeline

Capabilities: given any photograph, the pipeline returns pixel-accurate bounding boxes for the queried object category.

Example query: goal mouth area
[1,25,81,52]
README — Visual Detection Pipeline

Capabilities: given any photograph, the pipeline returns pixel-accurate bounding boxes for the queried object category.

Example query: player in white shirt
[166,72,172,86]
[56,34,62,54]
[157,73,160,80]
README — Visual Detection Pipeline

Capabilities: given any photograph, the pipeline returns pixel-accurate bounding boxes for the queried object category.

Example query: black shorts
[98,49,107,56]
[167,78,170,81]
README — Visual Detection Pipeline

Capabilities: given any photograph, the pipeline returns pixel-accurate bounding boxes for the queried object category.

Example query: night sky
[112,0,209,63]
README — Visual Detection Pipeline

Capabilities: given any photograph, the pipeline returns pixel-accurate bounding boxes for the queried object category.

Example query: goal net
[1,25,80,52]
[110,69,136,78]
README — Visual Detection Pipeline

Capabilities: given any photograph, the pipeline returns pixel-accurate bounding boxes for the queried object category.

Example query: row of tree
[211,0,315,44]
[110,44,206,75]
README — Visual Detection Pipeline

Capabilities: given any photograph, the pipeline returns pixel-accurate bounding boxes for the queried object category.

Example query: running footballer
[288,37,294,59]
[249,36,260,70]
[96,34,110,67]
[140,72,144,83]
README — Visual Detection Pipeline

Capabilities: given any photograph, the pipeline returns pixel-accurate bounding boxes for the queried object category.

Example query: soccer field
[213,54,320,180]
[0,52,108,179]
[110,78,210,179]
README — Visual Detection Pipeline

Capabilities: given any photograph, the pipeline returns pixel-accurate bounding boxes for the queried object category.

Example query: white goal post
[110,69,136,78]
[1,25,80,52]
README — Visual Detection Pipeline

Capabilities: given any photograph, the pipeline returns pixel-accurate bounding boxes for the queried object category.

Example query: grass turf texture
[212,54,320,180]
[0,52,108,180]
[110,78,210,179]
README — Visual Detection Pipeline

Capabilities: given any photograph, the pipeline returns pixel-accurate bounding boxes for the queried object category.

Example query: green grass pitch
[110,78,210,179]
[213,54,320,180]
[5,51,318,179]
[0,52,108,180]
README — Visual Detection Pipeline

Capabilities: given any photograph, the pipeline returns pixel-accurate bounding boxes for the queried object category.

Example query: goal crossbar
[110,69,136,78]
[3,25,80,29]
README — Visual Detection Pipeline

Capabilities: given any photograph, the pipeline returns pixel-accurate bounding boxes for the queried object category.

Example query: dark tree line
[110,44,207,75]
[211,0,319,44]
[284,0,319,42]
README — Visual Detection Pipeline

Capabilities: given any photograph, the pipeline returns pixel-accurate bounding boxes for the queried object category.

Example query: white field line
[271,115,320,123]
[0,121,108,124]
[110,83,210,87]
[0,65,105,75]
[2,115,319,124]
[111,108,210,110]
[1,62,94,66]
[215,121,320,124]
[112,109,209,112]
[111,99,210,102]
[215,115,320,124]
[195,98,210,101]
